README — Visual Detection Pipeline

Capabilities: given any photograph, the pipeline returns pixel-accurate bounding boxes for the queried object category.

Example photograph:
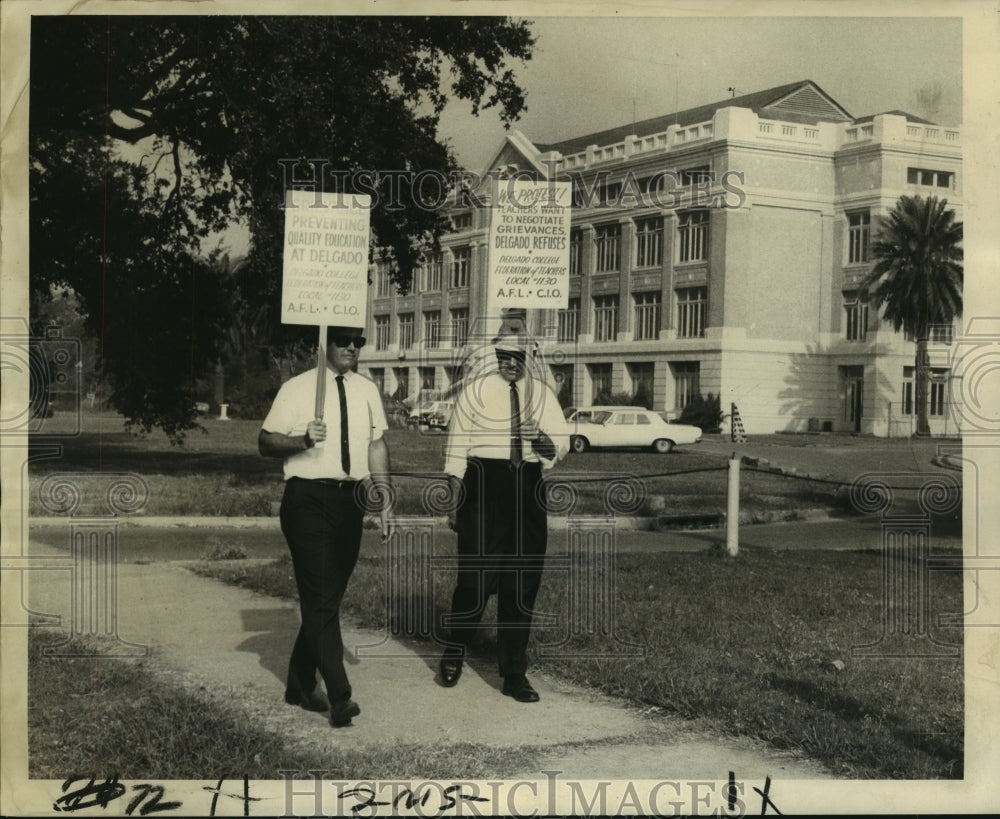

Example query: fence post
[726,455,740,556]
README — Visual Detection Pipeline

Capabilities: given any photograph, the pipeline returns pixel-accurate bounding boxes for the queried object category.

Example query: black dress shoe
[501,675,540,703]
[439,656,463,687]
[285,688,330,713]
[330,698,361,727]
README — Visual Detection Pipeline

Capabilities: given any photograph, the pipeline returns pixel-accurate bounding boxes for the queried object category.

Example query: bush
[593,390,648,408]
[678,393,726,433]
[382,394,410,429]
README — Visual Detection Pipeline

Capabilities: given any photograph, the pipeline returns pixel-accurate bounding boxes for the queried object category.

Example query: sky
[436,15,963,173]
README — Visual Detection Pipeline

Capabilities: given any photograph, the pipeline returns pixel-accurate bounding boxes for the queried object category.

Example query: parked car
[565,405,636,433]
[425,401,454,431]
[569,408,702,454]
[408,400,452,429]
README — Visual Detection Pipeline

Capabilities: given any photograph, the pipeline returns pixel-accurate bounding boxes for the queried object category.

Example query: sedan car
[569,408,702,454]
[425,401,454,431]
[408,400,451,429]
[564,405,637,434]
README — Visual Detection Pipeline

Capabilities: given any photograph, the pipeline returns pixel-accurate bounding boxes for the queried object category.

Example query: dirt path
[24,545,835,782]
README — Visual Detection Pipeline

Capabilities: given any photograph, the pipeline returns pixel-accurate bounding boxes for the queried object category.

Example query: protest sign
[487,178,571,312]
[281,188,371,327]
[281,188,372,417]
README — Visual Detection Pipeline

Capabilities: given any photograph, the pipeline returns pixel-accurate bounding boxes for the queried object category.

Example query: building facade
[362,81,963,436]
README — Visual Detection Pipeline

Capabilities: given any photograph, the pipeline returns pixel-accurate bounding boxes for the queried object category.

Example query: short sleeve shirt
[261,368,388,480]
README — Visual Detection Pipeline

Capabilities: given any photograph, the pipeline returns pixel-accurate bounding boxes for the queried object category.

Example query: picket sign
[280,188,372,419]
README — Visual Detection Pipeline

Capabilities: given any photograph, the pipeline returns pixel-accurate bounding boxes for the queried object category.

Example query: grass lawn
[192,544,964,780]
[27,630,538,780]
[28,410,883,521]
[26,409,965,780]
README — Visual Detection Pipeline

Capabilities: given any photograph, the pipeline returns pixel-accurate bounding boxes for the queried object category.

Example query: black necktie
[336,375,350,475]
[509,381,522,467]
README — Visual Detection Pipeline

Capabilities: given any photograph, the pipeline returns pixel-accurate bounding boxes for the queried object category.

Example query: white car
[570,408,702,454]
[408,400,450,429]
[425,401,454,431]
[565,405,637,434]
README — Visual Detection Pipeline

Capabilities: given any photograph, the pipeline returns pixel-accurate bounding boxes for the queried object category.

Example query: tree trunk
[213,358,225,410]
[914,337,931,436]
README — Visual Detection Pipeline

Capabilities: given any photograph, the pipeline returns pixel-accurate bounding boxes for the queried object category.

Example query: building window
[679,165,712,186]
[677,211,709,263]
[902,366,914,416]
[374,315,390,351]
[369,368,385,396]
[907,167,954,189]
[398,313,415,350]
[844,292,869,341]
[593,295,619,342]
[451,211,472,230]
[676,287,707,338]
[558,299,580,343]
[634,217,663,268]
[450,308,469,348]
[599,180,622,205]
[589,363,612,402]
[930,370,948,416]
[419,366,436,391]
[419,252,443,292]
[569,230,583,276]
[671,361,700,410]
[551,364,574,408]
[594,224,621,273]
[375,263,393,298]
[423,310,441,349]
[930,324,954,345]
[451,247,471,288]
[628,362,655,408]
[847,210,871,264]
[393,367,409,401]
[902,366,948,416]
[633,292,661,341]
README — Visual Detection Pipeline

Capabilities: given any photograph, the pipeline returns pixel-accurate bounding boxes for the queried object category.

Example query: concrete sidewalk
[24,538,835,781]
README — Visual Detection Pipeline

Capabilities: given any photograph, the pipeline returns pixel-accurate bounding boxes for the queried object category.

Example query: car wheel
[571,435,588,453]
[652,438,674,454]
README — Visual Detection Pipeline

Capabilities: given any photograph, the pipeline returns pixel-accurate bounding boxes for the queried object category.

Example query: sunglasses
[330,335,366,349]
[496,353,525,366]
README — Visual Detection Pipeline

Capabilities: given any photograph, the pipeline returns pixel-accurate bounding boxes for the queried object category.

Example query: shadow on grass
[30,433,277,481]
[767,674,963,773]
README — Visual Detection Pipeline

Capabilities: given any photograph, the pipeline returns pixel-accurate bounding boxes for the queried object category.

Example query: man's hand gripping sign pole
[281,188,372,417]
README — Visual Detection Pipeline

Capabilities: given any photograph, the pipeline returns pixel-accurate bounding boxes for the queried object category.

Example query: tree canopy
[863,194,963,435]
[29,15,535,439]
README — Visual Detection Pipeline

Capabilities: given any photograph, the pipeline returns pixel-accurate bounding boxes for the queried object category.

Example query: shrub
[593,390,647,408]
[678,393,726,433]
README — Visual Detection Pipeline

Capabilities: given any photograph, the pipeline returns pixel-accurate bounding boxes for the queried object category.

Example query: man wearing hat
[438,333,569,702]
[259,325,393,727]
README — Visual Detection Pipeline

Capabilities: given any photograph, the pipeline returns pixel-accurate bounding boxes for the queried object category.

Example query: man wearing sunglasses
[438,334,569,702]
[259,325,392,728]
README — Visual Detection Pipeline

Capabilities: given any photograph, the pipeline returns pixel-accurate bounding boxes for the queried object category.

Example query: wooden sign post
[281,188,371,418]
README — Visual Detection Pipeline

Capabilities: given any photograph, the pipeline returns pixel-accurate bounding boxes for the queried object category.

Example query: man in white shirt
[438,337,569,702]
[259,325,392,727]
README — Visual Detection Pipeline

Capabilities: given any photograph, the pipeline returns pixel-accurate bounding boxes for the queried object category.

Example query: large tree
[29,15,535,438]
[863,195,963,436]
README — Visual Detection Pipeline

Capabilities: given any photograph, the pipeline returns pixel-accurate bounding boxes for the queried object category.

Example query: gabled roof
[853,110,937,125]
[534,80,853,156]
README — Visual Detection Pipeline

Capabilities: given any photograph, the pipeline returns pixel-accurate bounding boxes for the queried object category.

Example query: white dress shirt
[443,371,569,478]
[261,368,387,480]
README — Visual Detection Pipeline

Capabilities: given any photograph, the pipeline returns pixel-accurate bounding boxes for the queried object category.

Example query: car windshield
[591,411,612,425]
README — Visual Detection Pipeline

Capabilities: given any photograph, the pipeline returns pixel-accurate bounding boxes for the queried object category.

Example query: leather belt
[291,477,358,489]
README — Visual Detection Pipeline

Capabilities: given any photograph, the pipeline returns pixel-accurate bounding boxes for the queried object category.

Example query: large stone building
[362,80,963,436]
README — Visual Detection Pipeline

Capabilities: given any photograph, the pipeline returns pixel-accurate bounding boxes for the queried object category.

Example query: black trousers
[446,458,548,677]
[279,477,363,703]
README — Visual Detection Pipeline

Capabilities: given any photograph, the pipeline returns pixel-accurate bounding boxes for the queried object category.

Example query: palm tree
[863,195,963,435]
